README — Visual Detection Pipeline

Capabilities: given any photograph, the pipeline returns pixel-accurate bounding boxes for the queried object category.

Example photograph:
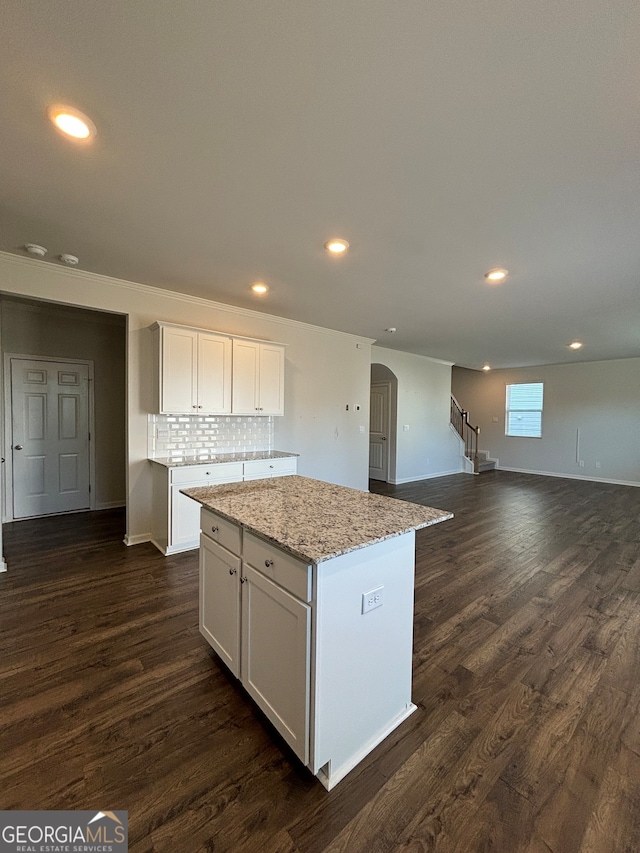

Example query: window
[505,382,543,437]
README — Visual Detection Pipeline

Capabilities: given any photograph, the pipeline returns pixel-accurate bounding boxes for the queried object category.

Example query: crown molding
[0,250,377,346]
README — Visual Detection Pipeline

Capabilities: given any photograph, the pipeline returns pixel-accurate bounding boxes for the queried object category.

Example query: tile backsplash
[148,414,274,460]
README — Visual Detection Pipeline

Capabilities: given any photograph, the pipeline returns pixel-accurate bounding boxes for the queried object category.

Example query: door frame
[2,353,96,522]
[369,380,392,482]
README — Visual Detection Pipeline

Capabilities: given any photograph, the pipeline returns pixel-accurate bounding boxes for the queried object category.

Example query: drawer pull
[205,471,211,475]
[211,526,219,533]
[229,568,237,576]
[240,576,247,584]
[265,559,274,568]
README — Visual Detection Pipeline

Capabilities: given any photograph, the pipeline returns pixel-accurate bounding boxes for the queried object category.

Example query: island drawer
[243,532,312,602]
[201,508,241,555]
[171,462,244,485]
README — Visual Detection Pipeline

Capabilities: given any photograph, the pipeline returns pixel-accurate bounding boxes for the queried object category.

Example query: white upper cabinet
[232,339,285,416]
[153,323,285,416]
[153,323,232,414]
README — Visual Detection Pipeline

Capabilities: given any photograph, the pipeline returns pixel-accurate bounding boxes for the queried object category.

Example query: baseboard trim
[390,468,465,485]
[96,500,126,510]
[0,559,7,573]
[496,466,640,488]
[123,532,152,546]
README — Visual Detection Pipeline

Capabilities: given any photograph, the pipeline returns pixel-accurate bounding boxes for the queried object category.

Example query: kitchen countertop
[182,475,452,563]
[149,450,298,468]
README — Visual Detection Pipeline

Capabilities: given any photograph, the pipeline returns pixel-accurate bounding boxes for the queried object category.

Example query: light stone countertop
[149,450,298,468]
[181,475,453,563]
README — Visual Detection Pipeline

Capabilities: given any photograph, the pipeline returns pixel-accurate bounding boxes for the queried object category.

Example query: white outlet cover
[362,586,384,614]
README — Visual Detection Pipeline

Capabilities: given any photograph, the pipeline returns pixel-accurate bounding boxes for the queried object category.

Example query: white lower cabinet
[150,456,296,555]
[198,507,417,791]
[241,564,311,763]
[200,535,241,676]
[199,509,310,762]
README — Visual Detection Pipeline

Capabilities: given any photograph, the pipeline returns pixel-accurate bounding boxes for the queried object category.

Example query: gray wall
[452,360,640,486]
[0,251,373,543]
[371,346,462,483]
[1,296,127,511]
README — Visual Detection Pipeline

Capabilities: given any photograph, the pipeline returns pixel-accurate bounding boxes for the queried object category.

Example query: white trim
[0,251,376,346]
[496,466,640,488]
[0,559,7,573]
[95,500,126,510]
[390,467,465,484]
[374,344,453,367]
[3,353,96,521]
[124,532,152,546]
[316,703,417,791]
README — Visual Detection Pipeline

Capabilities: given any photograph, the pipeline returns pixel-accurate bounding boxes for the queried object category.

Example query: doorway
[0,295,126,534]
[369,382,391,480]
[369,364,398,484]
[8,356,93,518]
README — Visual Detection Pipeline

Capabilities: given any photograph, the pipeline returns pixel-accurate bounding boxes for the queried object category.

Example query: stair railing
[450,395,480,473]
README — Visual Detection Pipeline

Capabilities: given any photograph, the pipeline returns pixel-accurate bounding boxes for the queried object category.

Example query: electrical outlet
[362,586,384,614]
[403,424,410,431]
[579,460,585,468]
[595,461,601,469]
[359,425,365,433]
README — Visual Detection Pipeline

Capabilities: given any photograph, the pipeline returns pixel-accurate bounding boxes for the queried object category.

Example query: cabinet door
[231,339,260,414]
[258,344,285,415]
[200,535,241,677]
[161,326,198,413]
[198,333,232,413]
[241,564,310,763]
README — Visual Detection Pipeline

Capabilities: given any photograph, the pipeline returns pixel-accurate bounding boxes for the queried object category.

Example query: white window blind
[505,382,543,437]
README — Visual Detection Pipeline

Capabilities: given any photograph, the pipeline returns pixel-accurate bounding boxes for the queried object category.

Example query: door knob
[14,445,23,450]
[381,436,386,441]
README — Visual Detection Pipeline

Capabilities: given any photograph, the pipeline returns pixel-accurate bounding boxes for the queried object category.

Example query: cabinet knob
[198,405,203,409]
[240,577,247,584]
[211,526,219,533]
[206,471,211,476]
[192,405,197,408]
[265,559,274,568]
[229,568,237,576]
[269,464,274,468]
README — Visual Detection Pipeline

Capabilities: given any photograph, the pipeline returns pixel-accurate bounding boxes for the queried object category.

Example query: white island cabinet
[184,475,452,790]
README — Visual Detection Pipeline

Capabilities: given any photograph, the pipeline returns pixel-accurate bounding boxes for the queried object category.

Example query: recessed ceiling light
[484,268,508,282]
[568,341,583,350]
[482,364,491,372]
[48,105,96,140]
[250,282,269,295]
[325,238,349,254]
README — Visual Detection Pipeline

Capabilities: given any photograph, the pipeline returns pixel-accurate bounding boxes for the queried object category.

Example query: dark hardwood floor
[1,471,639,852]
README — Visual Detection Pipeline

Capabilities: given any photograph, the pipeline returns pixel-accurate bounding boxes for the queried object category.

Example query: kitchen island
[183,475,452,790]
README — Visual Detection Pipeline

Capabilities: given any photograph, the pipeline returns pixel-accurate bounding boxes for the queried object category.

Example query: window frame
[505,382,544,438]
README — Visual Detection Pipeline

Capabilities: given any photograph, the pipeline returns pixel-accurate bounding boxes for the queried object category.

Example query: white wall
[371,346,463,483]
[1,297,126,511]
[452,361,640,486]
[0,252,373,543]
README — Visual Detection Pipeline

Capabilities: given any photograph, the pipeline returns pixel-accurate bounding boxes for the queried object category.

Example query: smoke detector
[24,244,47,257]
[59,254,79,266]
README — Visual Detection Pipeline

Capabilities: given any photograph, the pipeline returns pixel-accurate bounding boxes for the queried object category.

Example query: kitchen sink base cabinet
[199,508,417,790]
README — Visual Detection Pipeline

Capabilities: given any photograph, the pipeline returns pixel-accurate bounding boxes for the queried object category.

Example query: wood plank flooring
[1,471,639,852]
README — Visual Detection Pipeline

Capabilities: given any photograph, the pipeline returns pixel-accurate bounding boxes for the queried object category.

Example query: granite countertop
[149,450,299,468]
[181,475,452,563]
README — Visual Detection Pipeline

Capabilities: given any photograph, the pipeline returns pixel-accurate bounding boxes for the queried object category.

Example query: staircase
[450,396,497,474]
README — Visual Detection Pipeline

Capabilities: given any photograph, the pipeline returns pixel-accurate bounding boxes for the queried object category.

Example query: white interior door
[369,382,390,481]
[11,358,91,518]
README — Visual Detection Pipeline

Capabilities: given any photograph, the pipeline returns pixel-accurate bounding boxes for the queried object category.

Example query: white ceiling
[1,1,639,368]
